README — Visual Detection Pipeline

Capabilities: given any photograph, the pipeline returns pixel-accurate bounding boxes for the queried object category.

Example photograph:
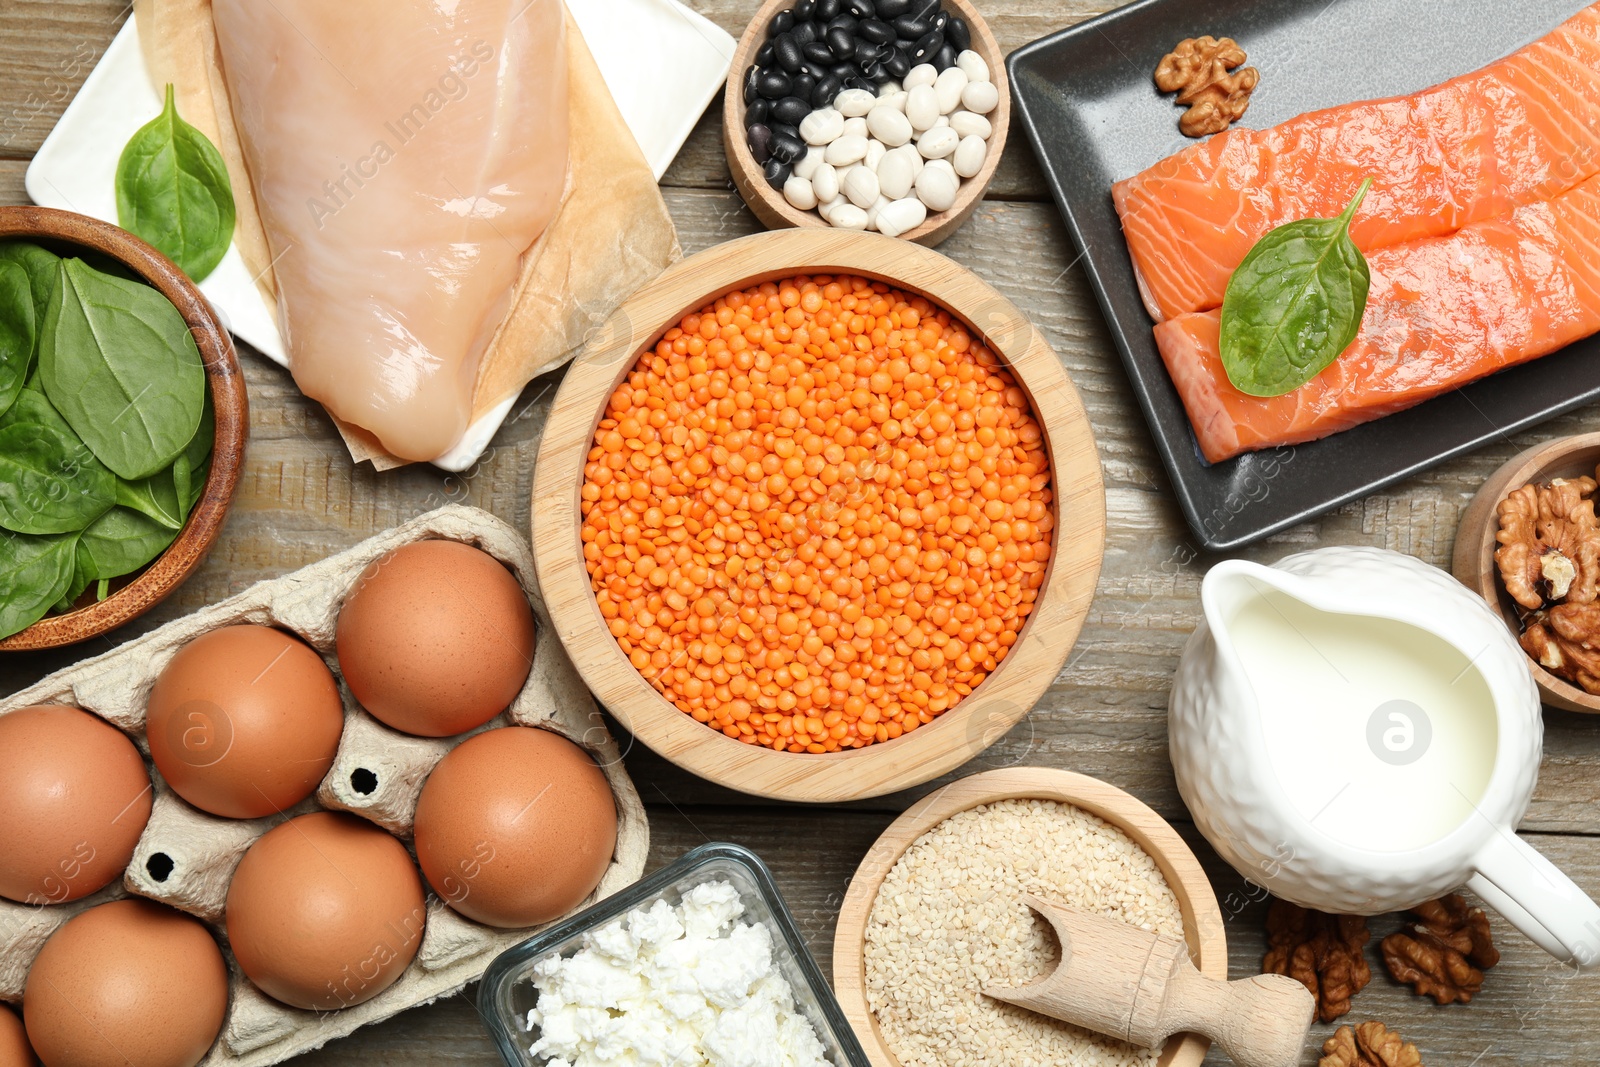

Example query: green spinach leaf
[0,261,34,420]
[51,559,92,615]
[182,456,210,514]
[77,505,178,583]
[115,84,236,282]
[0,241,61,326]
[39,258,206,480]
[116,467,185,530]
[0,531,78,639]
[0,417,115,536]
[1219,178,1373,398]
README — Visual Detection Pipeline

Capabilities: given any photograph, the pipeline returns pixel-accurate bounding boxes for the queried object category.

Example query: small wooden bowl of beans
[532,229,1104,802]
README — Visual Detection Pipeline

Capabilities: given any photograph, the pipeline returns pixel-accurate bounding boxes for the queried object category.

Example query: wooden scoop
[984,895,1315,1067]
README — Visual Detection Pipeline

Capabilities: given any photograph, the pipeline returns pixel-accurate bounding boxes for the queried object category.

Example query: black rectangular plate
[1007,0,1600,551]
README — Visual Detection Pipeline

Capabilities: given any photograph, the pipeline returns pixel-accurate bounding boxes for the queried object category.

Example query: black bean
[929,9,948,34]
[745,97,771,128]
[747,123,773,163]
[803,40,833,64]
[817,0,841,20]
[893,14,929,39]
[858,18,894,43]
[774,34,803,72]
[854,37,880,63]
[769,9,794,36]
[800,60,828,80]
[812,74,844,108]
[763,157,792,188]
[884,50,910,78]
[792,20,818,45]
[912,0,939,21]
[771,121,801,140]
[826,13,857,33]
[769,95,809,126]
[831,61,856,79]
[756,69,792,99]
[944,16,969,52]
[910,28,944,63]
[845,75,876,93]
[794,0,816,21]
[825,26,855,59]
[875,0,909,15]
[757,40,776,66]
[846,0,875,19]
[770,130,806,163]
[933,41,956,71]
[864,60,887,81]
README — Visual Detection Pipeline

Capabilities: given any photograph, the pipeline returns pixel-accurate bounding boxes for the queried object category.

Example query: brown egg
[226,811,425,1010]
[0,1004,36,1067]
[24,898,227,1067]
[336,540,535,737]
[0,706,152,905]
[146,625,345,820]
[413,727,617,928]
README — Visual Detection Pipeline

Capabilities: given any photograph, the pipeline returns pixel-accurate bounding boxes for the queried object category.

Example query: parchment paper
[135,0,681,470]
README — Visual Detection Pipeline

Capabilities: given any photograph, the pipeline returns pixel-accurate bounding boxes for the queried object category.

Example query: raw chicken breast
[213,0,568,461]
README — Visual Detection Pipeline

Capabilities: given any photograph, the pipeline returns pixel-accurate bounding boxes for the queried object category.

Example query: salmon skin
[1155,173,1600,463]
[1113,3,1600,323]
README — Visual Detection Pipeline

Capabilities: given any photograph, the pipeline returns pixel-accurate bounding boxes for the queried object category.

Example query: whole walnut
[1154,36,1260,137]
[1262,899,1371,1023]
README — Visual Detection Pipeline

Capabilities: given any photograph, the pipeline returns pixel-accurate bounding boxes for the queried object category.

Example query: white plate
[27,1,733,471]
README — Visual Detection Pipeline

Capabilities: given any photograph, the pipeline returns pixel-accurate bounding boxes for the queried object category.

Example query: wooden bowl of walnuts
[1453,432,1600,714]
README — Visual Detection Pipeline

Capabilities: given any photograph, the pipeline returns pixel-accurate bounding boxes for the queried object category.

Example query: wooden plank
[2,186,1599,832]
[293,808,1600,1067]
[0,0,128,158]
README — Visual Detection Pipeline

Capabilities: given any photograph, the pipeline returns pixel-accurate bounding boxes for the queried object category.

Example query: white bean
[917,125,960,160]
[800,108,844,146]
[952,134,987,178]
[828,202,870,230]
[915,159,959,212]
[824,135,868,166]
[876,197,928,238]
[948,110,992,139]
[877,79,903,97]
[865,138,887,171]
[906,85,940,132]
[817,195,847,223]
[866,105,913,147]
[903,63,938,90]
[793,145,825,180]
[955,49,989,84]
[812,163,840,203]
[842,164,880,208]
[783,174,818,211]
[934,67,969,115]
[865,194,891,231]
[876,147,918,200]
[961,79,999,115]
[843,116,870,140]
[834,88,877,118]
[875,90,908,114]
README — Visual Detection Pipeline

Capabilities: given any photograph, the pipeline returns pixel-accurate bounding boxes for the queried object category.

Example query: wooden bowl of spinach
[0,206,247,650]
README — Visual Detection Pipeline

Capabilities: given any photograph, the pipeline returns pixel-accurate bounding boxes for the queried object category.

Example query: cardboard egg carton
[0,505,649,1065]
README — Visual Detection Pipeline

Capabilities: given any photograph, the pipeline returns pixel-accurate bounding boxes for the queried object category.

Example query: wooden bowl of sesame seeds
[833,767,1226,1067]
[530,228,1104,802]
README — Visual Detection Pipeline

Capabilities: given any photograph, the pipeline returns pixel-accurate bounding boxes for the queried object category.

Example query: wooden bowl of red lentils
[532,229,1104,802]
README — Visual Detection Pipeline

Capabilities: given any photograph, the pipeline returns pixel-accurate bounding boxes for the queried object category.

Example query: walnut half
[1320,1022,1423,1067]
[1262,900,1372,1023]
[1381,893,1498,1005]
[1155,36,1260,137]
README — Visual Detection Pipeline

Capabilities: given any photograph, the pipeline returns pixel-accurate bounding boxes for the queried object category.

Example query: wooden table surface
[3,2,1598,1064]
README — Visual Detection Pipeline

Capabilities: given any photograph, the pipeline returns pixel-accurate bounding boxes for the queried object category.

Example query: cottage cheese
[525,881,831,1067]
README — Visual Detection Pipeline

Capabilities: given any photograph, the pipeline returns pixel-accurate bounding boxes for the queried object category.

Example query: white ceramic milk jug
[1170,545,1600,967]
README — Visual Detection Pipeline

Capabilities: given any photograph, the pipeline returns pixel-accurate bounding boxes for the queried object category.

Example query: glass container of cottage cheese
[478,842,872,1067]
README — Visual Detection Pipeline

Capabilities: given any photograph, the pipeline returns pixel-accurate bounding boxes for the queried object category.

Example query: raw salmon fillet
[213,0,568,462]
[1114,2,1600,322]
[1156,173,1600,463]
